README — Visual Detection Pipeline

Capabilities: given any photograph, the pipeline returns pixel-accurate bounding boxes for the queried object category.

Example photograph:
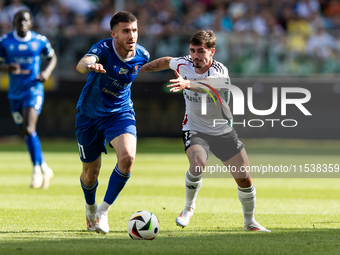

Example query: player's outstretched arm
[168,70,229,93]
[139,57,172,73]
[76,55,106,74]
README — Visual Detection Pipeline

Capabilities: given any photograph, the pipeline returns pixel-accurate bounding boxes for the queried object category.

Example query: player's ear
[211,48,215,56]
[110,30,116,39]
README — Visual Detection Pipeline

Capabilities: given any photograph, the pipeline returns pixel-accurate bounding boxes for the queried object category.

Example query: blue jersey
[0,30,55,100]
[76,39,149,119]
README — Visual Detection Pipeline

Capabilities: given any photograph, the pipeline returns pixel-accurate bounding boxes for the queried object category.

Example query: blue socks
[80,165,130,206]
[80,179,98,205]
[25,131,44,166]
[104,165,130,205]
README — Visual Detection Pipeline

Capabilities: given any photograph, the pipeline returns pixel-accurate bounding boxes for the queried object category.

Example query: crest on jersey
[132,65,138,75]
[31,42,38,51]
[119,68,129,75]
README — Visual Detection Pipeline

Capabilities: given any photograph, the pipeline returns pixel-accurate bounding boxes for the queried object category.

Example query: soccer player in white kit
[140,30,270,232]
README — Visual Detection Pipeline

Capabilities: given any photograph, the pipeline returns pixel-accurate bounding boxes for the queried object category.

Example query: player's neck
[16,30,29,38]
[114,41,134,59]
[195,66,210,75]
[118,49,134,59]
[14,30,31,42]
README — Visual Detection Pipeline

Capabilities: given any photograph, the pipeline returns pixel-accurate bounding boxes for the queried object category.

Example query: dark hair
[13,9,32,21]
[110,11,137,30]
[189,30,216,49]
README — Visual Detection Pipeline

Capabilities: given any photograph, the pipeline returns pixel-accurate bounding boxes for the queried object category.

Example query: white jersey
[170,56,233,135]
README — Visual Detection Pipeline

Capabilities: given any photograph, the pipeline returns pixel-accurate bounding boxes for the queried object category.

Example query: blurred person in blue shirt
[0,9,57,189]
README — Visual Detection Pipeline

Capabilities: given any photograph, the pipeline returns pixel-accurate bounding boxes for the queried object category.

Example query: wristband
[86,63,94,71]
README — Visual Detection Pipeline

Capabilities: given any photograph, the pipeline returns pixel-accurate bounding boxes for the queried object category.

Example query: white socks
[238,185,256,225]
[86,202,98,213]
[40,162,49,173]
[33,165,41,174]
[185,170,203,209]
[184,169,257,226]
[98,201,111,212]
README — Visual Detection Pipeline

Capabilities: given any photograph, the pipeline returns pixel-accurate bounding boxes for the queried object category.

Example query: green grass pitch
[0,138,339,255]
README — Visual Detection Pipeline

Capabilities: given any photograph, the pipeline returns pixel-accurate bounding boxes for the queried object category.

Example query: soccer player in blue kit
[75,11,149,234]
[0,10,57,189]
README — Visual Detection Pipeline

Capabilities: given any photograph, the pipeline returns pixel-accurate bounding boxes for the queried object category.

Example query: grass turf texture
[0,138,339,255]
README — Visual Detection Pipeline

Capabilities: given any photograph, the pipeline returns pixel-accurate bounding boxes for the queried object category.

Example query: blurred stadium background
[0,0,340,140]
[1,2,339,254]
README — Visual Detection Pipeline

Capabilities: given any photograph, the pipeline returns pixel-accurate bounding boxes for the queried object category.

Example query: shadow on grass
[1,228,340,255]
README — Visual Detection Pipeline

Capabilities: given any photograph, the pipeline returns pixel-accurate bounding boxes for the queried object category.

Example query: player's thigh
[209,130,244,162]
[222,148,252,187]
[186,144,208,166]
[22,93,44,131]
[23,92,44,116]
[182,131,209,173]
[103,111,136,171]
[110,133,136,169]
[22,107,39,130]
[76,112,107,163]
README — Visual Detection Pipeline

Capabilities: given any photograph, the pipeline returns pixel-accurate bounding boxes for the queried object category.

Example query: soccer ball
[127,211,160,240]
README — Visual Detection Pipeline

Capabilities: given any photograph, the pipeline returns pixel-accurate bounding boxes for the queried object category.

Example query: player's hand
[87,63,106,73]
[168,70,190,92]
[8,63,21,75]
[37,71,50,82]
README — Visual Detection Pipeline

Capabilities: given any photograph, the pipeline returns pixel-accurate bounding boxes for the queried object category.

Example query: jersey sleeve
[138,44,150,64]
[169,56,189,71]
[85,41,109,63]
[169,58,177,70]
[40,35,55,58]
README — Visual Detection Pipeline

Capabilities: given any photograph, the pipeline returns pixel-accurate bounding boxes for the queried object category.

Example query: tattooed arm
[139,57,172,73]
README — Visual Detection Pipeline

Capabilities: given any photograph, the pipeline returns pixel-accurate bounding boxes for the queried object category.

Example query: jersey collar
[112,39,135,63]
[13,30,32,42]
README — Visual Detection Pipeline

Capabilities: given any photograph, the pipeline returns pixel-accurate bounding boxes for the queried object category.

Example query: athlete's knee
[20,123,35,136]
[191,152,206,168]
[189,154,206,175]
[24,126,35,136]
[118,152,135,173]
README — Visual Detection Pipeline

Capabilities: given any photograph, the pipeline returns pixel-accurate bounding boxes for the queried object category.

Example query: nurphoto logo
[199,78,312,128]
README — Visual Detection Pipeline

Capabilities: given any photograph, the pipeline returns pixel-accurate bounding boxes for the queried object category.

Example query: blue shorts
[9,92,44,125]
[75,110,136,163]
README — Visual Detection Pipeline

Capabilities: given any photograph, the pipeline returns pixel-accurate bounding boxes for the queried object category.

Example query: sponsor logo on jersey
[119,68,128,75]
[184,91,217,103]
[9,44,14,50]
[101,88,119,97]
[108,77,129,88]
[14,56,33,64]
[18,44,28,51]
[132,65,138,75]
